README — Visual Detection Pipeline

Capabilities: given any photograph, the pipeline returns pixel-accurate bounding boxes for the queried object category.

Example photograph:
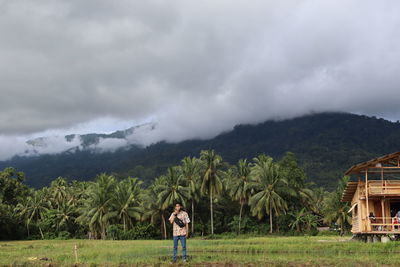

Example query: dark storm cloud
[1,0,400,156]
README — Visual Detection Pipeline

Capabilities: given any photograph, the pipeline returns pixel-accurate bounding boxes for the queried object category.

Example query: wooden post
[365,170,370,232]
[381,199,385,230]
[381,167,384,194]
[74,244,78,264]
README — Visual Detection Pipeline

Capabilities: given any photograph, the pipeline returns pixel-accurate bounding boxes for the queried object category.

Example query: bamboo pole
[74,244,78,264]
[365,169,370,232]
[381,199,385,230]
[381,167,384,194]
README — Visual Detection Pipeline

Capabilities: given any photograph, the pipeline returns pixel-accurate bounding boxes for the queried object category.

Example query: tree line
[0,150,351,240]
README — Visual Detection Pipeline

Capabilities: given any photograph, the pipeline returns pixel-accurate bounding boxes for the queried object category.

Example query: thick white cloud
[87,137,128,153]
[1,0,400,158]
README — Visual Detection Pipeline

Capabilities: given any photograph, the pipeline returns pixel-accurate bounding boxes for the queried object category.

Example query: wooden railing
[369,217,400,232]
[368,181,400,195]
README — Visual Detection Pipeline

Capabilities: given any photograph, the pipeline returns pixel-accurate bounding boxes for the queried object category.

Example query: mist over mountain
[1,112,399,190]
[0,123,156,160]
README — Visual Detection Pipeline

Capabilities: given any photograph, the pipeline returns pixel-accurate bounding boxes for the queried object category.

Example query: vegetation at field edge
[1,150,351,241]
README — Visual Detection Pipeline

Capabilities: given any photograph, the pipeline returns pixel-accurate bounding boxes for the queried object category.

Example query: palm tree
[76,173,116,239]
[309,187,327,215]
[141,178,169,239]
[289,208,307,232]
[69,180,90,208]
[156,167,189,239]
[158,167,189,210]
[248,155,288,234]
[322,177,351,236]
[51,200,76,232]
[227,159,252,234]
[15,189,50,239]
[279,152,314,213]
[180,157,202,234]
[200,149,224,236]
[49,177,68,210]
[111,177,143,232]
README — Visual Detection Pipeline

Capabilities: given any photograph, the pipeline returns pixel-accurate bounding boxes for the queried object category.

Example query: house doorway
[390,201,400,217]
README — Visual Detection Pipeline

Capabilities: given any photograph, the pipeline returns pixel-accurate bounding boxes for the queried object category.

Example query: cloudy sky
[1,0,400,160]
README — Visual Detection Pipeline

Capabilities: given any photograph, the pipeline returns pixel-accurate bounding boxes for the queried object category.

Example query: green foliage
[200,149,225,236]
[225,159,252,234]
[248,155,290,233]
[2,113,399,191]
[322,176,352,235]
[0,148,350,240]
[107,223,157,240]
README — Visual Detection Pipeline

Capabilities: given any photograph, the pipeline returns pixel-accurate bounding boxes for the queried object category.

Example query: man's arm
[185,212,190,237]
[169,213,175,224]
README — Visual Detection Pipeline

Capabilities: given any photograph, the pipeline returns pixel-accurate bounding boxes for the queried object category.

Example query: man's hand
[185,233,189,239]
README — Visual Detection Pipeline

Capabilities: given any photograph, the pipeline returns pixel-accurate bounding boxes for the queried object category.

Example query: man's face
[175,204,181,212]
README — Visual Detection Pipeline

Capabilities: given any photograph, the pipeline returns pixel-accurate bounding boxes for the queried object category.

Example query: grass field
[2,236,400,266]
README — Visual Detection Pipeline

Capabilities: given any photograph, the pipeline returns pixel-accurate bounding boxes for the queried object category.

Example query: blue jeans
[172,235,187,261]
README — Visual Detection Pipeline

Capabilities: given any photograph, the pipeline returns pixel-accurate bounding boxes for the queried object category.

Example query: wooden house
[342,152,400,236]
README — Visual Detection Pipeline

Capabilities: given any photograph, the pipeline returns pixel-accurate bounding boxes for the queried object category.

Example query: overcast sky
[1,0,400,160]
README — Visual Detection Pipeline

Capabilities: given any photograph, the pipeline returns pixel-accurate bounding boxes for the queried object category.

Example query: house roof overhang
[341,182,358,202]
[345,151,400,176]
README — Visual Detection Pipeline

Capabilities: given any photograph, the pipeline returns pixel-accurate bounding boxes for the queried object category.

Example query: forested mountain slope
[1,112,399,189]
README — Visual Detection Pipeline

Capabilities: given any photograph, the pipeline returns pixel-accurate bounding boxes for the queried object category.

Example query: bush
[227,215,270,235]
[57,231,71,240]
[107,223,157,240]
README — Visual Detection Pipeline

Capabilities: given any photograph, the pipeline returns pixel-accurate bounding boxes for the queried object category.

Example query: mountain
[1,112,399,190]
[23,123,155,155]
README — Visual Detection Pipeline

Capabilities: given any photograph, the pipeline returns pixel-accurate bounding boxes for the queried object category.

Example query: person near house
[394,210,400,230]
[396,210,400,220]
[169,202,190,263]
[369,212,377,230]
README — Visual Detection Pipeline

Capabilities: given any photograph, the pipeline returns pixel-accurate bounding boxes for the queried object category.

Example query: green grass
[1,236,400,266]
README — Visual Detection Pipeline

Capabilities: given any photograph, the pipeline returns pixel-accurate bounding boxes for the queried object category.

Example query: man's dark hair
[174,201,183,207]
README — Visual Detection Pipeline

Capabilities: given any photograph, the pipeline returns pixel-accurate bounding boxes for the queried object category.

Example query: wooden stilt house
[342,152,400,235]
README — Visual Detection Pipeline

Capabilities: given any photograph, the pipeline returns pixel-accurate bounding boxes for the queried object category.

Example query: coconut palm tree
[309,187,327,215]
[289,208,307,232]
[111,177,143,232]
[200,149,224,236]
[180,157,202,234]
[49,177,68,210]
[76,173,116,239]
[51,200,76,232]
[158,167,189,211]
[322,177,351,236]
[248,155,288,234]
[227,159,252,234]
[141,178,169,239]
[15,189,50,239]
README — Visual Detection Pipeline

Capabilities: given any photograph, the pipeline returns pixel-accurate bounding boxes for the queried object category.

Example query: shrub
[107,223,157,240]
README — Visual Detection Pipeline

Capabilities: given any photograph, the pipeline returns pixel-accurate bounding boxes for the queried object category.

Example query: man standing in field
[169,202,190,263]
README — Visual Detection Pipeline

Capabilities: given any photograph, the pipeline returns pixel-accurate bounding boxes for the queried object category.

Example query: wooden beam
[365,170,370,232]
[381,199,385,228]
